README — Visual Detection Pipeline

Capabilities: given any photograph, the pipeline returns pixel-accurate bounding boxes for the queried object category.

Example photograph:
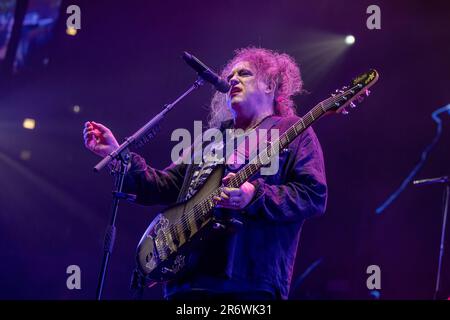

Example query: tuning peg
[350,102,356,108]
[341,108,349,115]
[365,89,371,96]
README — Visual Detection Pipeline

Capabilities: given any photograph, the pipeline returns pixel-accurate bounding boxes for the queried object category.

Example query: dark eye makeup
[226,69,253,82]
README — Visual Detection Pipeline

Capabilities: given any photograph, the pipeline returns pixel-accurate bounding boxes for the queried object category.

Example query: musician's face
[225,61,268,113]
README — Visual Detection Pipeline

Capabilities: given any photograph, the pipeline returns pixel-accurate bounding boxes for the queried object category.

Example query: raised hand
[83,121,119,157]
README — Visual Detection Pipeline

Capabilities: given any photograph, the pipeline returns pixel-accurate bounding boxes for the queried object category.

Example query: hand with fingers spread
[214,172,256,210]
[83,121,120,157]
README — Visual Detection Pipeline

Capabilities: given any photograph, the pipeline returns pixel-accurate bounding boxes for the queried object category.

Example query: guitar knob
[350,102,356,108]
[365,89,371,96]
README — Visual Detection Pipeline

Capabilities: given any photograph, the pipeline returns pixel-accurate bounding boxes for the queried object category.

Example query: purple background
[0,0,449,299]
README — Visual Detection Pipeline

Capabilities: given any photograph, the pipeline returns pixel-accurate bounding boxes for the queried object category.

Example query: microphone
[182,51,230,93]
[413,176,449,186]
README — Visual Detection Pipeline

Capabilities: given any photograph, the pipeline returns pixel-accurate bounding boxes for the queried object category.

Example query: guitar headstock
[325,69,379,115]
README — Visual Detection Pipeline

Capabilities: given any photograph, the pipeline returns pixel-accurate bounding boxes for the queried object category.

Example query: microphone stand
[435,180,449,300]
[93,77,205,300]
[414,176,449,300]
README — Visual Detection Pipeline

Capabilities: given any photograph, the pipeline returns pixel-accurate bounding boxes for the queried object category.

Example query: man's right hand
[83,121,120,157]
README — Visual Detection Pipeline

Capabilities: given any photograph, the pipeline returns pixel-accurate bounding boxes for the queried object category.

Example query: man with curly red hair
[83,47,327,300]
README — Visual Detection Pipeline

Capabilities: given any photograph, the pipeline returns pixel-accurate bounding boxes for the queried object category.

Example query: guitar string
[159,83,363,250]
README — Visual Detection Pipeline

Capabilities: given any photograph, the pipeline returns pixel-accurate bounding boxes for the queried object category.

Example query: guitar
[135,69,379,285]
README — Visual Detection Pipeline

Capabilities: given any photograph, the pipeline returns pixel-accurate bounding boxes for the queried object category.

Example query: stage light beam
[345,35,355,45]
[291,31,354,87]
[66,27,77,36]
[73,105,80,113]
[23,118,35,130]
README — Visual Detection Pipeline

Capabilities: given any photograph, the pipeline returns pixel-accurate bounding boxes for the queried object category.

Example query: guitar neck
[226,101,328,188]
[185,76,374,229]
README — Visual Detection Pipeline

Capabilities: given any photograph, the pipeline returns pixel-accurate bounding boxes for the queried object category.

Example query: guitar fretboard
[175,84,361,241]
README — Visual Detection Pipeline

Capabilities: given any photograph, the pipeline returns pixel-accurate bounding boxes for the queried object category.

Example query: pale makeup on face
[225,61,268,110]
